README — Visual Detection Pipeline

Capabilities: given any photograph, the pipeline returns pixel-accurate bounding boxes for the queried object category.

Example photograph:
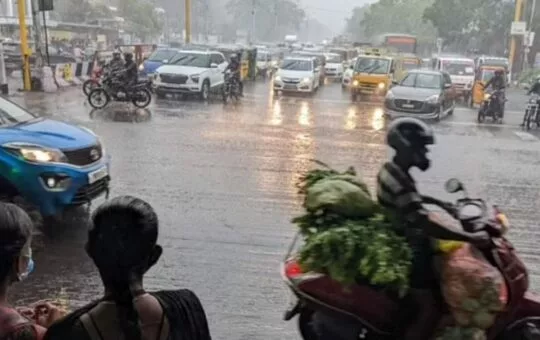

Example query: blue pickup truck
[0,96,111,225]
[138,48,180,79]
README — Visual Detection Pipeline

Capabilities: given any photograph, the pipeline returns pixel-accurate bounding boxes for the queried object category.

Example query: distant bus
[373,34,417,54]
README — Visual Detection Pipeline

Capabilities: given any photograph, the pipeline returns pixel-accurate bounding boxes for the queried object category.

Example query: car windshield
[442,60,475,75]
[148,50,177,62]
[326,55,343,63]
[0,98,36,126]
[168,53,210,67]
[354,57,390,74]
[400,73,441,89]
[281,59,312,71]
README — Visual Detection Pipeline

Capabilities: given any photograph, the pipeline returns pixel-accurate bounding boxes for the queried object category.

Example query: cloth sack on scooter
[440,243,508,329]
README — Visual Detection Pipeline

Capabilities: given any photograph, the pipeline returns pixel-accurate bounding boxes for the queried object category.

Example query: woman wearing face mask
[0,203,66,340]
[45,196,212,340]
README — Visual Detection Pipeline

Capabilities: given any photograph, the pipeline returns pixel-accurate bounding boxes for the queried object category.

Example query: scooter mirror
[445,178,463,193]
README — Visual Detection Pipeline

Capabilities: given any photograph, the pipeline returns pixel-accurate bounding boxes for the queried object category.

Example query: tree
[357,0,436,45]
[345,5,369,41]
[423,0,513,54]
[53,0,114,23]
[118,0,164,41]
[226,0,306,41]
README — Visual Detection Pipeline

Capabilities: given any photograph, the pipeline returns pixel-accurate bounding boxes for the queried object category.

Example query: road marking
[514,131,539,141]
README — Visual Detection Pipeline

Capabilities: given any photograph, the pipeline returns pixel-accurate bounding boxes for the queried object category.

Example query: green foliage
[423,0,513,53]
[118,0,164,41]
[349,0,436,44]
[293,161,412,297]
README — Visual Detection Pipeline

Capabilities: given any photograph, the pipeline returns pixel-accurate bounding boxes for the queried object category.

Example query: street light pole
[523,0,537,70]
[17,0,31,90]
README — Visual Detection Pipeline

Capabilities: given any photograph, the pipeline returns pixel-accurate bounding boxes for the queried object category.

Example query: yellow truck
[350,48,397,102]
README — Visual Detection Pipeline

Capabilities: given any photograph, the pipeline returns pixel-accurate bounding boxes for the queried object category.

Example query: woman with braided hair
[45,196,212,340]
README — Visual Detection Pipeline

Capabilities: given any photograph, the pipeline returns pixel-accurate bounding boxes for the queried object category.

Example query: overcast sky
[299,0,375,34]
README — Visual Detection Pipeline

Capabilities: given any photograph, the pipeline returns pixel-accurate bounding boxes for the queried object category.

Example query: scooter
[281,178,540,340]
[478,89,505,124]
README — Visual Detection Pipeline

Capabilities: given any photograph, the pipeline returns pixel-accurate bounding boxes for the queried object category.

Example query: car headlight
[426,95,440,104]
[386,91,394,99]
[484,93,491,100]
[274,75,282,82]
[138,64,144,71]
[378,82,385,89]
[352,80,359,86]
[301,77,312,83]
[2,143,67,163]
[190,74,200,83]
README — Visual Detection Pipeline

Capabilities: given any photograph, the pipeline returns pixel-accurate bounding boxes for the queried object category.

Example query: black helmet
[230,53,238,61]
[386,117,434,171]
[495,69,503,76]
[124,52,133,60]
[113,52,121,58]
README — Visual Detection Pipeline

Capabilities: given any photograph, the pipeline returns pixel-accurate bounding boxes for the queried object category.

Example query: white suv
[153,50,228,100]
[273,57,320,95]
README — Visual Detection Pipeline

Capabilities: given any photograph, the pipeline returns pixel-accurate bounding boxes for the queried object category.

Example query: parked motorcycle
[478,89,505,124]
[87,75,152,109]
[222,70,240,104]
[282,178,540,340]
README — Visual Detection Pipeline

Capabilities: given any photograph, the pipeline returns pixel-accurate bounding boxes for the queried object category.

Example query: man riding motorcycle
[108,52,124,71]
[122,52,138,87]
[527,75,540,96]
[376,117,490,340]
[225,54,243,96]
[482,69,506,113]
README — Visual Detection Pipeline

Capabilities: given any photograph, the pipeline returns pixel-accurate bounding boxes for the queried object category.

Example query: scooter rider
[377,117,490,340]
[225,53,243,96]
[482,69,506,113]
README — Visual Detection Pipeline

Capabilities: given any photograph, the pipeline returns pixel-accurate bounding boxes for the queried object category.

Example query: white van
[431,56,475,99]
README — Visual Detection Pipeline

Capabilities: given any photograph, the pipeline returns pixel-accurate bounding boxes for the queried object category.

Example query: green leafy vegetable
[292,160,412,296]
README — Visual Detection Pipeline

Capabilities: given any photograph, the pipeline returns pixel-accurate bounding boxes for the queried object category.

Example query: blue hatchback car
[139,48,180,79]
[0,97,111,219]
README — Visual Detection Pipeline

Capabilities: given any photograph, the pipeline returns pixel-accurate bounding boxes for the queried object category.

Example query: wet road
[8,80,540,339]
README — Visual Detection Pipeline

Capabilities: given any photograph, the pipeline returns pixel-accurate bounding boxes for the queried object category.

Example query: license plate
[284,85,297,89]
[88,167,108,184]
[402,104,415,108]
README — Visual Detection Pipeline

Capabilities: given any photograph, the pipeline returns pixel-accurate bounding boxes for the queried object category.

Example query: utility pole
[274,2,279,41]
[509,0,526,77]
[17,0,31,90]
[250,0,255,45]
[30,0,44,86]
[523,0,537,70]
[185,0,191,44]
[204,0,209,42]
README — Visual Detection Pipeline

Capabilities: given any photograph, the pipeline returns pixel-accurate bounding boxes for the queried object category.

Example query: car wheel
[200,80,210,100]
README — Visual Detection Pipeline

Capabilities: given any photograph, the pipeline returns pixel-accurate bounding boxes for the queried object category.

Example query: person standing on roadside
[0,203,66,340]
[45,196,212,340]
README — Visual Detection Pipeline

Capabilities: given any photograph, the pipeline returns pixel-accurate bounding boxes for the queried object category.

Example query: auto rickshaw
[468,65,506,108]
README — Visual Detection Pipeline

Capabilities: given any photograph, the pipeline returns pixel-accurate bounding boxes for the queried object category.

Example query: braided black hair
[87,196,159,340]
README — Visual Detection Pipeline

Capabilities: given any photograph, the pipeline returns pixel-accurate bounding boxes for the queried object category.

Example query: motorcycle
[282,178,540,340]
[222,70,240,104]
[523,94,540,130]
[82,66,105,96]
[478,89,505,124]
[87,74,152,109]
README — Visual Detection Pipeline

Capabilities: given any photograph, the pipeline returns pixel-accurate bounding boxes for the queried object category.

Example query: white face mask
[17,242,34,281]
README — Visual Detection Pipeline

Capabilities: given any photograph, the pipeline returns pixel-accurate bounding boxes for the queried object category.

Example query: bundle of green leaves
[292,161,412,297]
